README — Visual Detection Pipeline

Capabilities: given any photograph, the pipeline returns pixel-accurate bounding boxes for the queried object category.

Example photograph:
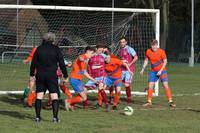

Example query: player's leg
[59,77,72,98]
[109,85,114,104]
[84,79,97,109]
[112,78,122,110]
[47,77,60,122]
[123,71,133,104]
[143,71,158,107]
[82,87,88,110]
[160,71,176,107]
[65,78,86,111]
[34,78,46,122]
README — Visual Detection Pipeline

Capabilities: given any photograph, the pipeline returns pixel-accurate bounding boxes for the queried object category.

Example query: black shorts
[36,74,59,94]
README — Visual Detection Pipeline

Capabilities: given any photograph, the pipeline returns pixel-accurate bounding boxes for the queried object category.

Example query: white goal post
[0,4,160,96]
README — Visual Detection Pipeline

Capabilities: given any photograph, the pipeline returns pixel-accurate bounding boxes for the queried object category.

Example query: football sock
[100,89,109,106]
[113,92,120,106]
[125,86,132,103]
[60,84,72,98]
[165,88,173,102]
[35,99,42,118]
[83,99,88,109]
[109,86,114,97]
[52,100,59,118]
[147,88,153,103]
[98,91,103,106]
[68,95,82,105]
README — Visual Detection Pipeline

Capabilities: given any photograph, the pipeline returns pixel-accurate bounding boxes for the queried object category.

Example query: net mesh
[0,7,156,93]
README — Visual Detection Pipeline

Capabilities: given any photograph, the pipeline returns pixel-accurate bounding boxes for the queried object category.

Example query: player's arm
[57,48,68,79]
[128,46,138,66]
[122,62,132,73]
[83,70,98,84]
[140,57,148,76]
[23,47,37,64]
[129,55,138,66]
[157,50,167,76]
[30,49,38,78]
[157,58,167,76]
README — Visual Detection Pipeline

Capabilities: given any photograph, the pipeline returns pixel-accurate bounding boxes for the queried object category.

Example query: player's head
[119,37,128,48]
[85,46,95,58]
[151,39,158,52]
[104,51,111,63]
[43,32,56,44]
[96,43,105,54]
[105,55,111,63]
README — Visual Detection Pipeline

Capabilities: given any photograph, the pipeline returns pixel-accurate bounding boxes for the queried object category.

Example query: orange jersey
[110,54,118,59]
[146,48,167,71]
[70,54,88,80]
[105,57,123,78]
[25,47,37,62]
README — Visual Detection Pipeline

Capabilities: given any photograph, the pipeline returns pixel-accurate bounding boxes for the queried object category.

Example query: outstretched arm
[140,58,148,76]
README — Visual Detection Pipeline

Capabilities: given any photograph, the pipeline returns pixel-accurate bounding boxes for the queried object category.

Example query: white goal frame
[0,4,160,96]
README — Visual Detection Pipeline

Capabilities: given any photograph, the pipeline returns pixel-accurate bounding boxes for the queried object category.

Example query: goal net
[0,5,160,96]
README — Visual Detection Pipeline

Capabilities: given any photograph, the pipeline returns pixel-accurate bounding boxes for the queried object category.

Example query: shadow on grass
[0,94,24,106]
[0,110,33,120]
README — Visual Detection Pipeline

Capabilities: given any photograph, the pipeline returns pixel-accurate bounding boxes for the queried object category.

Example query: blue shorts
[104,76,122,87]
[69,78,84,93]
[85,76,105,89]
[122,71,133,84]
[148,70,168,83]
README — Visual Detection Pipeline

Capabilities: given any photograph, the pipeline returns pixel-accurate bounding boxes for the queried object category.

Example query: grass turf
[0,63,200,133]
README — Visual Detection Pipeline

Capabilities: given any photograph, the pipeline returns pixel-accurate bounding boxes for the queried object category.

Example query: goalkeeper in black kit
[30,32,68,123]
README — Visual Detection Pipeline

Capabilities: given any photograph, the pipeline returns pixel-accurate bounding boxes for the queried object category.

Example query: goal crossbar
[0,4,159,13]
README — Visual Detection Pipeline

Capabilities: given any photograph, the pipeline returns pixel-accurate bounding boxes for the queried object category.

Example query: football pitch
[0,63,200,133]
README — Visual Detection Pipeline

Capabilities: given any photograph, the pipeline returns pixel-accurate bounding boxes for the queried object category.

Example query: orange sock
[110,90,114,97]
[60,84,72,98]
[147,88,153,103]
[98,91,103,106]
[27,91,36,107]
[165,88,173,102]
[113,92,120,106]
[68,95,82,105]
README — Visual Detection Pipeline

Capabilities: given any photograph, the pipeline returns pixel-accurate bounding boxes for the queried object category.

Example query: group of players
[23,36,176,114]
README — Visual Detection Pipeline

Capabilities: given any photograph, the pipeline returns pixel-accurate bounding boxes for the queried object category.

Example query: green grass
[0,63,200,133]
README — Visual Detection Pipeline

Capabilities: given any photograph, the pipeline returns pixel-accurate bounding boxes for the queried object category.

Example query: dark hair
[104,45,111,52]
[119,36,127,41]
[96,43,105,49]
[85,46,95,52]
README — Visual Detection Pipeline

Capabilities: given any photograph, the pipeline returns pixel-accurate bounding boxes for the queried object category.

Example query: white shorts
[121,71,133,84]
[85,76,105,89]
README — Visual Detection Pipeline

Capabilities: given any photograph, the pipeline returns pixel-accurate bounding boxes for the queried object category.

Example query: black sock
[52,100,59,119]
[35,99,42,118]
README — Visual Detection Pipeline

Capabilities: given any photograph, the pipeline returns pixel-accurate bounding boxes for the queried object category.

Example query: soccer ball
[124,106,134,116]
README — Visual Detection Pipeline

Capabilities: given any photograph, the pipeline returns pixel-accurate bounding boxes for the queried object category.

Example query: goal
[0,5,160,96]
